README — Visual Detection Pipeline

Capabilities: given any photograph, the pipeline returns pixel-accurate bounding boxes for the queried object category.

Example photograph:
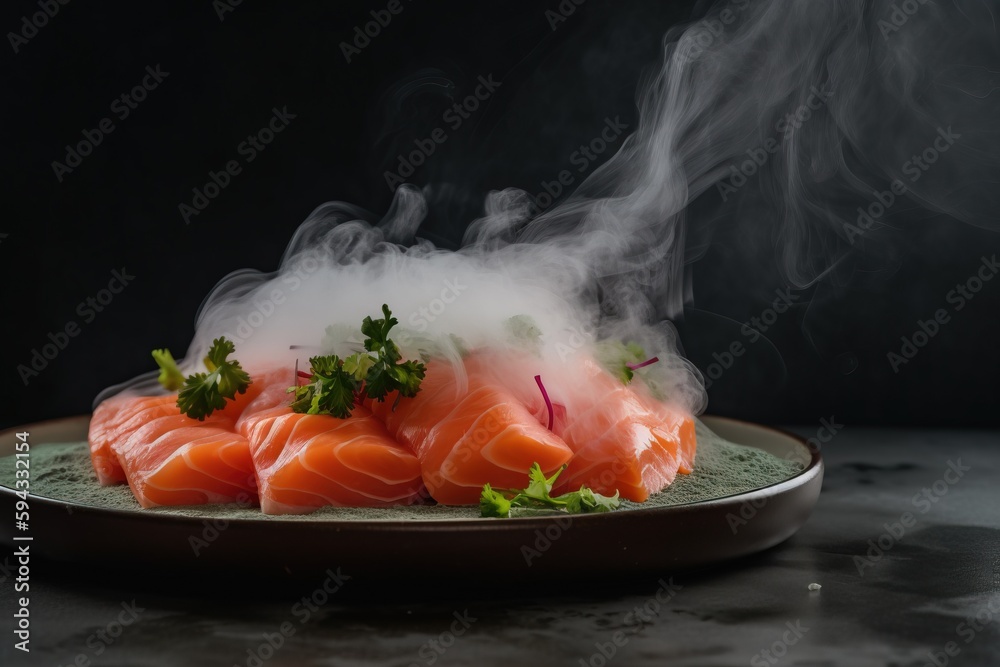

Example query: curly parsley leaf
[479,463,621,518]
[290,305,426,418]
[361,304,398,355]
[393,359,426,397]
[286,355,361,419]
[341,353,375,379]
[173,337,252,420]
[523,462,560,501]
[479,483,512,518]
[562,487,622,514]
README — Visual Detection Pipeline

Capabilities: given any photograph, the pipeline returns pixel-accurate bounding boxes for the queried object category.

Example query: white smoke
[100,0,999,415]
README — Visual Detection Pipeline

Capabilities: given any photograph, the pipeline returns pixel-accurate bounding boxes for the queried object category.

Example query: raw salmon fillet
[642,391,697,475]
[552,359,696,502]
[219,369,281,421]
[237,382,425,514]
[89,394,180,485]
[88,368,278,504]
[111,411,257,508]
[368,356,575,504]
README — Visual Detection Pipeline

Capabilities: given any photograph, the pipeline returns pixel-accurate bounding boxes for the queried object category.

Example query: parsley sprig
[504,314,542,352]
[151,348,185,391]
[152,337,252,420]
[596,340,647,384]
[480,463,621,518]
[288,305,426,419]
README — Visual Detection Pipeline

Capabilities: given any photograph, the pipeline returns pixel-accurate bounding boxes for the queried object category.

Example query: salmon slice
[89,394,180,485]
[641,391,697,475]
[89,367,282,503]
[369,357,575,504]
[220,366,291,422]
[111,411,257,508]
[238,383,425,514]
[552,359,697,502]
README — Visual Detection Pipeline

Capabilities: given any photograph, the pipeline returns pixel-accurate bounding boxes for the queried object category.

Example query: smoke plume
[101,0,999,415]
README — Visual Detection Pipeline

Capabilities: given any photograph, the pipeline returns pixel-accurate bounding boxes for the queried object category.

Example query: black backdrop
[4,0,999,430]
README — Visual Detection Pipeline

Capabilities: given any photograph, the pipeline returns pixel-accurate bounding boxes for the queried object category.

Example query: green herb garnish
[289,355,360,417]
[504,314,542,351]
[595,340,646,384]
[289,305,426,419]
[154,337,252,420]
[151,348,185,391]
[480,484,512,517]
[480,463,620,518]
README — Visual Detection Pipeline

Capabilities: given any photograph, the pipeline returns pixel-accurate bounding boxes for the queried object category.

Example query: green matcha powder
[0,421,804,521]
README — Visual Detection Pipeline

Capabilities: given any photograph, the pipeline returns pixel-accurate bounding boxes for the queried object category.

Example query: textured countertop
[2,426,998,667]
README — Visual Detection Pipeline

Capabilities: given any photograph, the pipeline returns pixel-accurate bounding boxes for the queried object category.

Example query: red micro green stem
[626,356,659,371]
[534,374,554,431]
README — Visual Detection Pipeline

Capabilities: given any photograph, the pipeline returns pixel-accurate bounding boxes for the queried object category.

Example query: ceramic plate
[0,415,822,581]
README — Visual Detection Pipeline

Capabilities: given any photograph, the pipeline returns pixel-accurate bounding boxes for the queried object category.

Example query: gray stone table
[2,427,998,667]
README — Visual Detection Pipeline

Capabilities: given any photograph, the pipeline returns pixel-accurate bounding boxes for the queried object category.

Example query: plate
[0,415,822,581]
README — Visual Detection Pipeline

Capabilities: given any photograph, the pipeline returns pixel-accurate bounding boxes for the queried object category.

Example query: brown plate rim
[0,414,822,531]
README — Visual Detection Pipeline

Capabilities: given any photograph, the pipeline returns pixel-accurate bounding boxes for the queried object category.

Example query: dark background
[4,0,998,430]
